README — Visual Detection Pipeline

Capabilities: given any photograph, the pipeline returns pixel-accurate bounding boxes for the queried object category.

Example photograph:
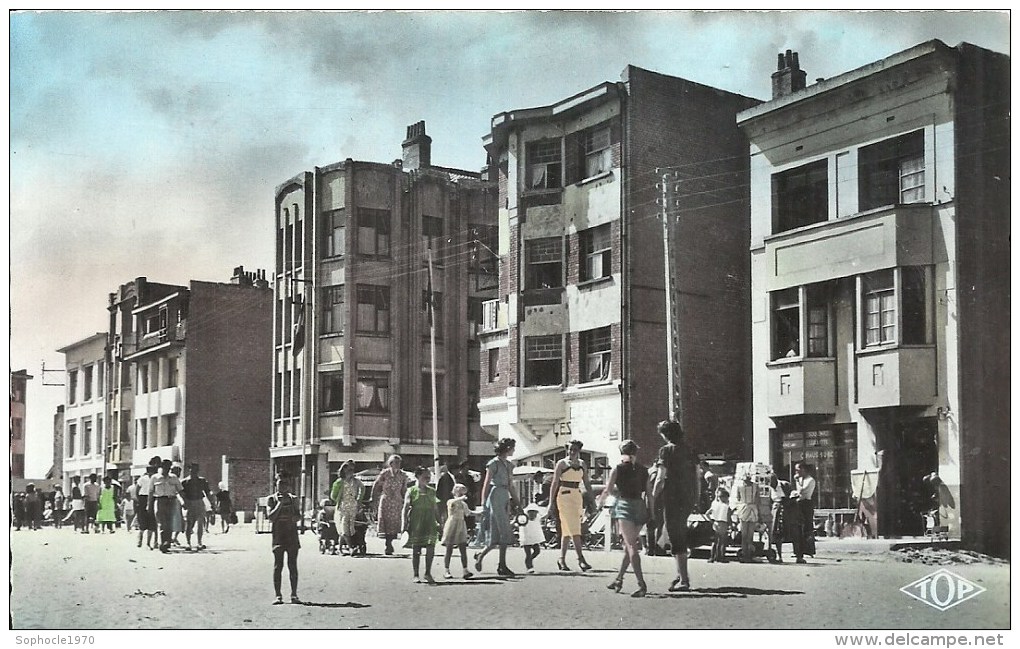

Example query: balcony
[766,357,837,417]
[505,385,567,441]
[857,346,937,409]
[124,323,186,360]
[765,204,934,291]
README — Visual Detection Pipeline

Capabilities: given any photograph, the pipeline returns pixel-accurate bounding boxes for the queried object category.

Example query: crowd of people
[11,458,235,553]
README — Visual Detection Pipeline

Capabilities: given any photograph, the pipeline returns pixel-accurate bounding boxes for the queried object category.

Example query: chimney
[771,49,807,99]
[401,120,432,171]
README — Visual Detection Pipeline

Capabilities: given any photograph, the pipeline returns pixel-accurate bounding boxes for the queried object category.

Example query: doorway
[877,418,938,537]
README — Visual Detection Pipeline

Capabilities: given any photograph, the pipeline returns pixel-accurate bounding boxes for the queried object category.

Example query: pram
[338,506,369,556]
[317,502,340,555]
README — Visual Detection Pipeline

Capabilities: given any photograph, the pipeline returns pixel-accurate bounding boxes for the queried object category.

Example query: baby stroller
[317,501,340,555]
[339,505,369,556]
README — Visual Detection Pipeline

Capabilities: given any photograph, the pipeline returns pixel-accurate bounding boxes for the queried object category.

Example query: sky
[7,10,1010,478]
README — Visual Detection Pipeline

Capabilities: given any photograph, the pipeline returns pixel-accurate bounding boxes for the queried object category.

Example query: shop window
[356,208,391,258]
[356,373,390,413]
[321,285,345,335]
[527,140,562,190]
[525,335,562,387]
[859,130,925,211]
[525,237,563,289]
[773,426,857,510]
[321,372,344,412]
[772,159,828,234]
[580,327,612,383]
[356,285,390,334]
[771,288,801,360]
[580,224,612,282]
[323,208,346,258]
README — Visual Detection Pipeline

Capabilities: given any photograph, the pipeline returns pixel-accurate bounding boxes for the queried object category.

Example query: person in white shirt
[136,465,156,549]
[706,488,731,563]
[794,463,816,564]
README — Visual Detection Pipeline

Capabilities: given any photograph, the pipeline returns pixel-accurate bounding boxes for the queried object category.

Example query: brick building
[478,66,760,470]
[102,266,272,506]
[739,42,1009,556]
[272,122,497,504]
[10,369,34,479]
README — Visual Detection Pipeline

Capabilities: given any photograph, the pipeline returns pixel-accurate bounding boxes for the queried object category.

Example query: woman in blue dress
[473,438,522,576]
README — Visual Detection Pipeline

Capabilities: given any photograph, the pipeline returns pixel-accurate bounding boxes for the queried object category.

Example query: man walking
[52,485,65,530]
[181,463,212,551]
[149,459,184,553]
[136,465,157,549]
[82,474,101,534]
[268,472,301,605]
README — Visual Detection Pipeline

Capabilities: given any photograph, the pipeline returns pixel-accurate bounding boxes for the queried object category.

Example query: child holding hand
[441,483,474,579]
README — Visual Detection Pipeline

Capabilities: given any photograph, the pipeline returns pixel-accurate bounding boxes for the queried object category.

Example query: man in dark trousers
[181,463,212,551]
[435,464,455,526]
[268,472,301,605]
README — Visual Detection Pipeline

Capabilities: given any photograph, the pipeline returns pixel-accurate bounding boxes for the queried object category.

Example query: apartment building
[478,66,760,471]
[272,122,497,501]
[738,42,1009,555]
[10,369,34,479]
[104,267,273,509]
[56,335,107,486]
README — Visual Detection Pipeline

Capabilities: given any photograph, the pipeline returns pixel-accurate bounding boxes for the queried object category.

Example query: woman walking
[216,483,233,533]
[330,461,364,553]
[652,419,698,592]
[403,467,441,583]
[473,438,522,576]
[372,454,407,555]
[598,440,650,597]
[549,440,593,572]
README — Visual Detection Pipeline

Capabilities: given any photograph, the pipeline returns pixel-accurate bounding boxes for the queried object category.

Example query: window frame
[772,159,829,234]
[356,285,391,335]
[320,371,345,413]
[580,224,612,282]
[526,139,563,191]
[487,347,500,383]
[524,334,563,387]
[321,285,346,335]
[858,129,926,211]
[582,126,612,179]
[356,373,390,414]
[356,208,391,258]
[525,237,564,290]
[580,326,612,383]
[323,208,346,258]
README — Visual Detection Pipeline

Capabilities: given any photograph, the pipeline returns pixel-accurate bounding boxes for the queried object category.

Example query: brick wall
[222,456,272,521]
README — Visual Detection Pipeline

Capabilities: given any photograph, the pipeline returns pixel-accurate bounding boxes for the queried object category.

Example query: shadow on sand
[296,601,371,609]
[653,586,804,599]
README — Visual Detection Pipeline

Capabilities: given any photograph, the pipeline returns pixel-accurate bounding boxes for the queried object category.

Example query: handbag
[229,512,238,524]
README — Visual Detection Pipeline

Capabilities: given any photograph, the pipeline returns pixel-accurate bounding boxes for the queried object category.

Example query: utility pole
[427,246,440,478]
[657,169,683,422]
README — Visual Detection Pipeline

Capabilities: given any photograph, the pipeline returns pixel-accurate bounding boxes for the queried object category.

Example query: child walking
[707,487,731,563]
[518,503,546,573]
[441,483,474,579]
[403,467,441,584]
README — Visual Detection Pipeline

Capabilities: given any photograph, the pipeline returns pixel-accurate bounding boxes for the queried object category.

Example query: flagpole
[427,247,439,479]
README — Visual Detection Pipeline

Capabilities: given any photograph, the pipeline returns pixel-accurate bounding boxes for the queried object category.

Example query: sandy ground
[8,524,1009,630]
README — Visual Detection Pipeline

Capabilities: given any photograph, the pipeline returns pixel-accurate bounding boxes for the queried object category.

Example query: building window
[274,373,282,418]
[580,224,612,282]
[356,208,391,257]
[859,130,925,211]
[773,426,857,510]
[321,372,344,412]
[166,414,176,446]
[468,370,480,420]
[525,237,563,289]
[581,327,612,383]
[482,300,500,332]
[356,373,390,413]
[582,126,612,178]
[321,285,345,335]
[282,370,292,418]
[527,139,562,190]
[806,284,832,358]
[82,365,93,401]
[96,415,103,455]
[324,208,345,258]
[469,224,499,275]
[96,362,104,398]
[356,285,390,334]
[421,291,443,338]
[421,373,444,416]
[422,215,443,252]
[67,422,77,458]
[68,370,78,404]
[771,288,801,360]
[138,363,150,394]
[525,335,562,387]
[862,270,896,347]
[138,418,148,449]
[487,348,500,383]
[772,159,828,234]
[901,266,933,345]
[11,418,23,440]
[167,357,178,388]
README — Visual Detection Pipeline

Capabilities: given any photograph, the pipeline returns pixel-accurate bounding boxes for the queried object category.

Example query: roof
[56,332,107,354]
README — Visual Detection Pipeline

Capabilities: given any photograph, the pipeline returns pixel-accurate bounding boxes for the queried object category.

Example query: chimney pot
[402,120,432,171]
[771,49,807,99]
[777,53,785,70]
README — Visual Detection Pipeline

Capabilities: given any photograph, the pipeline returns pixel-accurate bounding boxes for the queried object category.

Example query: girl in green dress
[96,476,118,533]
[403,467,441,584]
